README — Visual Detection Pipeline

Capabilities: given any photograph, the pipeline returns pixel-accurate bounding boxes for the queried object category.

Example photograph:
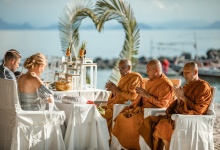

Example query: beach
[214,103,220,150]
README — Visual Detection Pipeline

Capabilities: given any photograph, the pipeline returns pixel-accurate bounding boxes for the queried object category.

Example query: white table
[53,89,110,102]
[55,102,110,150]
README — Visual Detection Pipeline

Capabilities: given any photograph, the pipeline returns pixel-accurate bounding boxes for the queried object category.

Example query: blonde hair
[24,53,47,69]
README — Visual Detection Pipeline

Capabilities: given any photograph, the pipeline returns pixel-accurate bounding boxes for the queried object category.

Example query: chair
[0,78,66,150]
[64,104,110,150]
[169,86,216,150]
[110,78,181,150]
[110,104,129,150]
[139,78,181,150]
[169,78,182,87]
[140,86,216,150]
[110,78,149,149]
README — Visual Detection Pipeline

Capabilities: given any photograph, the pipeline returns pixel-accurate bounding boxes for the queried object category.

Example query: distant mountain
[0,18,34,29]
[40,24,58,30]
[0,18,220,30]
[150,20,211,29]
[205,21,220,29]
[138,23,152,29]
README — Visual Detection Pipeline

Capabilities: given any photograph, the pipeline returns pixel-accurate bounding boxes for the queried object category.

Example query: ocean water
[1,29,220,59]
[0,29,219,102]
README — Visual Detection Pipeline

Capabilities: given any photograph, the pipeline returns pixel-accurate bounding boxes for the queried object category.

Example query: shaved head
[183,61,199,83]
[147,59,162,73]
[146,59,163,80]
[184,61,198,71]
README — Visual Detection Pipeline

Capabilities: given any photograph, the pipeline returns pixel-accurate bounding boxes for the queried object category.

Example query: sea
[0,29,220,102]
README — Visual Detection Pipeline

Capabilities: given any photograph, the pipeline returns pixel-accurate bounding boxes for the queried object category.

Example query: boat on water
[170,63,220,78]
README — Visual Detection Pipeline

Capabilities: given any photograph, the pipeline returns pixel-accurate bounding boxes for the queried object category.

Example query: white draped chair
[140,86,216,150]
[110,104,129,150]
[0,78,66,150]
[64,104,110,150]
[169,86,216,150]
[139,78,182,149]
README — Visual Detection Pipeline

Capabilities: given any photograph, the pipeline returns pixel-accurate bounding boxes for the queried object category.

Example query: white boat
[198,66,220,77]
[170,63,220,78]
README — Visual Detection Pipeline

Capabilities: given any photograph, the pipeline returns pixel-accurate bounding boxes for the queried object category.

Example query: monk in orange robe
[101,58,144,143]
[139,61,212,150]
[112,59,175,150]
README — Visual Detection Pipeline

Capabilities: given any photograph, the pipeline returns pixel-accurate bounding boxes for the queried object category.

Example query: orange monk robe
[112,74,175,150]
[102,72,143,138]
[139,79,212,150]
[141,73,175,108]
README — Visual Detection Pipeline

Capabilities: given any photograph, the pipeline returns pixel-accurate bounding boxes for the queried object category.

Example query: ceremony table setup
[46,32,111,149]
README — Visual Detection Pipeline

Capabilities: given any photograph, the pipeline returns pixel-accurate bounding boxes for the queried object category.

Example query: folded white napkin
[61,96,87,104]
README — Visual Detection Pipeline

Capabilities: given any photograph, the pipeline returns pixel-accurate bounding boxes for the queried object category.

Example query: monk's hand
[105,82,110,91]
[111,83,121,94]
[135,87,148,97]
[106,81,120,94]
[173,85,186,102]
[105,81,114,91]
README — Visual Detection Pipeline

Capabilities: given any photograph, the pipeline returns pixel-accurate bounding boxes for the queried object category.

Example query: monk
[112,59,175,149]
[139,61,212,150]
[101,58,144,143]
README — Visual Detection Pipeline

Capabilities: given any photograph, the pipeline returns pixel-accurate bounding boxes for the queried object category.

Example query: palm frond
[96,0,140,84]
[58,0,98,58]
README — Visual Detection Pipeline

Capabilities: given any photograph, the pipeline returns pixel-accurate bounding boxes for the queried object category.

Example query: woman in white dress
[17,53,54,111]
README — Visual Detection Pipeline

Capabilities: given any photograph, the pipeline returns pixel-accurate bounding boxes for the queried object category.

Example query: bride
[17,53,54,111]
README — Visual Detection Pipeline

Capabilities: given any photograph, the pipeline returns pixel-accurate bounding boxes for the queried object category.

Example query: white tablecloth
[53,89,110,102]
[11,111,66,150]
[56,102,110,150]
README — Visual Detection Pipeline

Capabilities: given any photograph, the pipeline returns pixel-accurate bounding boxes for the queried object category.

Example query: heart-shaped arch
[58,0,140,84]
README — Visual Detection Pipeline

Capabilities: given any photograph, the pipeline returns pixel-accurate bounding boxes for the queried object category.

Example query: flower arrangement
[86,100,95,105]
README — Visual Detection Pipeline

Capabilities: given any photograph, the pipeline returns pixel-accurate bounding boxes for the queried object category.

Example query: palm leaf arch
[58,0,98,58]
[95,0,140,84]
[58,0,140,85]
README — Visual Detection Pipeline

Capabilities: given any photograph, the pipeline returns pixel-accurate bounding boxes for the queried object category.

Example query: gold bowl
[55,81,72,91]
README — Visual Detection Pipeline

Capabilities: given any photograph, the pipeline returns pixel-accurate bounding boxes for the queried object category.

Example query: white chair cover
[11,111,66,150]
[0,78,21,110]
[139,108,166,150]
[0,78,20,149]
[64,104,110,150]
[169,114,215,150]
[110,104,129,150]
[169,87,216,150]
[0,78,66,150]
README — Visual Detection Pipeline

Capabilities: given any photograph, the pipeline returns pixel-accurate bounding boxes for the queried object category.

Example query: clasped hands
[173,85,186,103]
[135,87,149,98]
[105,81,120,94]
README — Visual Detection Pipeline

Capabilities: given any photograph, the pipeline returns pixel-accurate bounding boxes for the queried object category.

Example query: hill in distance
[0,18,220,30]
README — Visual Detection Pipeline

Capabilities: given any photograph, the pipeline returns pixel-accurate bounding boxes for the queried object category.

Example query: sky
[0,0,220,60]
[0,0,220,27]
